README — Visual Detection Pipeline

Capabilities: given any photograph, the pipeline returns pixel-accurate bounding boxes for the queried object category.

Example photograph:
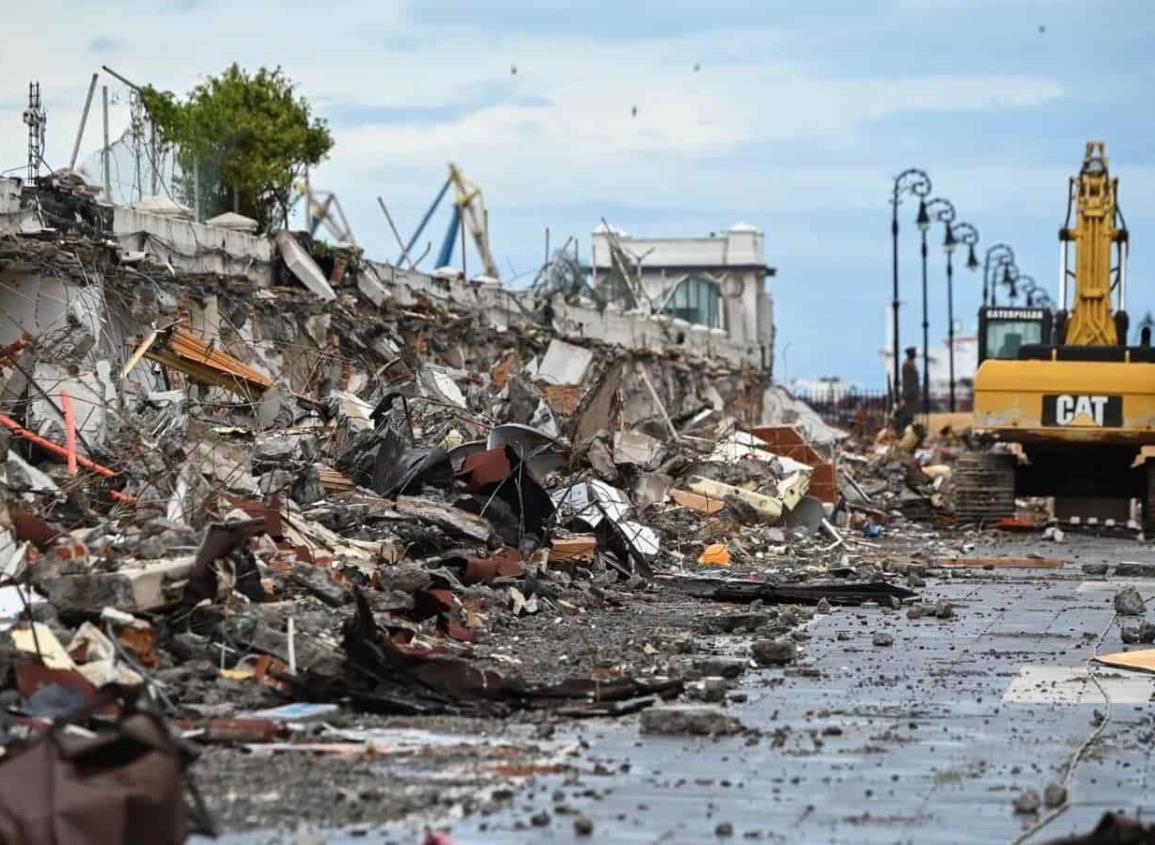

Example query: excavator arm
[1060,141,1128,346]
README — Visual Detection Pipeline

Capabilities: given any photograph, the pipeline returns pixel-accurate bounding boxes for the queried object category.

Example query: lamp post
[983,244,1014,307]
[993,261,1018,306]
[1011,274,1035,305]
[948,221,979,412]
[919,197,954,415]
[890,168,932,406]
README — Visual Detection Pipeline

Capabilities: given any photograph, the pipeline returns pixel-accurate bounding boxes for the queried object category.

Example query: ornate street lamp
[1012,274,1036,305]
[949,221,979,412]
[919,197,954,415]
[983,244,1015,306]
[995,261,1018,305]
[890,169,932,405]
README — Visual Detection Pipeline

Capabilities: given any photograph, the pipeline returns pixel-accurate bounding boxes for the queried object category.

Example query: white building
[589,223,776,372]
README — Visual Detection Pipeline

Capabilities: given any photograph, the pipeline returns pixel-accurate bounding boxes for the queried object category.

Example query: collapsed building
[0,168,874,835]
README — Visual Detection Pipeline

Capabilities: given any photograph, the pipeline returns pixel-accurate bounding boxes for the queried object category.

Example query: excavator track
[952,451,1016,523]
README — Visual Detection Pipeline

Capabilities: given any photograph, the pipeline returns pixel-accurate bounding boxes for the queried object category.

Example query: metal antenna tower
[22,81,46,182]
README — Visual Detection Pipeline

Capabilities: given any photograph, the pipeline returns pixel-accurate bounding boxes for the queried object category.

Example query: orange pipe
[0,411,134,504]
[60,390,77,476]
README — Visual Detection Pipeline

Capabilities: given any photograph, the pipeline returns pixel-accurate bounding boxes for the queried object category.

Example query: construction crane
[296,183,356,245]
[960,142,1155,527]
[399,163,499,279]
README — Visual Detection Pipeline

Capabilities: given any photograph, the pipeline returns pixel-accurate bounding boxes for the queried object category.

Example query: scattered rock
[1120,622,1155,644]
[574,816,594,836]
[1082,562,1109,576]
[815,598,831,614]
[1043,782,1067,809]
[907,604,925,620]
[1114,586,1145,616]
[682,656,750,680]
[872,631,894,647]
[934,598,954,619]
[751,638,796,666]
[640,704,745,737]
[530,810,551,827]
[715,821,734,837]
[1013,789,1041,814]
[685,677,732,703]
[1115,563,1155,578]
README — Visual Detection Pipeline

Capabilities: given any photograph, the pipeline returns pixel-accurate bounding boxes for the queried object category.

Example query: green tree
[142,64,333,230]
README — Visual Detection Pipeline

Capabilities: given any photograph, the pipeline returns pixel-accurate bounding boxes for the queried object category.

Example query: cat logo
[1041,394,1122,427]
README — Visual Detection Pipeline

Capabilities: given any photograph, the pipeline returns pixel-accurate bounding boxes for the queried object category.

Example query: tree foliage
[142,64,333,230]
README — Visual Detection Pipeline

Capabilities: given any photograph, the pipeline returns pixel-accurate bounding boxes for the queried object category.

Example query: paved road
[423,534,1155,844]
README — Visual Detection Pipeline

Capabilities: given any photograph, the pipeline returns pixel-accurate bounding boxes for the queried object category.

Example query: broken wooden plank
[671,488,725,515]
[938,557,1065,569]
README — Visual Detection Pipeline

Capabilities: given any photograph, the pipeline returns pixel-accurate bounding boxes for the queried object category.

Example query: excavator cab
[977,306,1052,364]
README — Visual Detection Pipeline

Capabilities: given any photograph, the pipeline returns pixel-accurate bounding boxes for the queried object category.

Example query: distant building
[590,223,777,371]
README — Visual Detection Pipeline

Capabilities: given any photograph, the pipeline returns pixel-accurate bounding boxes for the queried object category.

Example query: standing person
[898,346,920,431]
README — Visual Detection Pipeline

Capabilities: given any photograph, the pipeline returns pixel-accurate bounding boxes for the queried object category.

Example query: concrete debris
[639,704,745,736]
[751,637,796,666]
[275,230,337,301]
[1114,586,1145,616]
[1120,622,1155,644]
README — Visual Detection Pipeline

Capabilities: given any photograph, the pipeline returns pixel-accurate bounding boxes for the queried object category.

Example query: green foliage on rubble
[141,64,333,231]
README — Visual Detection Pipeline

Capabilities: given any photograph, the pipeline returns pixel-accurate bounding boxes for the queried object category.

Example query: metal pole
[921,227,930,416]
[401,176,452,266]
[891,191,900,405]
[303,170,310,230]
[545,226,550,265]
[70,73,99,171]
[193,156,200,222]
[460,204,467,279]
[1059,241,1067,310]
[376,196,410,264]
[101,85,110,199]
[946,250,956,413]
[149,119,158,196]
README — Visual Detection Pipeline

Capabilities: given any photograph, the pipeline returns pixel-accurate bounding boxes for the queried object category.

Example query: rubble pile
[0,177,922,836]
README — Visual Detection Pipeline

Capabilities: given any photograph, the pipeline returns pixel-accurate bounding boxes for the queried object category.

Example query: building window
[663,274,721,328]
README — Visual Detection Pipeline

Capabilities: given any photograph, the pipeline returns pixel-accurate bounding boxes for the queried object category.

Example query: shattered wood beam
[121,329,159,378]
[143,327,274,401]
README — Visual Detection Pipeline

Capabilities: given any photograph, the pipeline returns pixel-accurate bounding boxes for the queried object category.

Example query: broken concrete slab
[640,704,744,736]
[38,556,195,613]
[393,496,496,544]
[751,638,796,666]
[536,338,594,386]
[613,430,662,468]
[275,231,337,301]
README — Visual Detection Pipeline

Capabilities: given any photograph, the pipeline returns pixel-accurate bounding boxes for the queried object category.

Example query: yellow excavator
[960,142,1155,526]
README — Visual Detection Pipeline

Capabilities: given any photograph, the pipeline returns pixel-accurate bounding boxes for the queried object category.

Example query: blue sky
[4,0,1155,386]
